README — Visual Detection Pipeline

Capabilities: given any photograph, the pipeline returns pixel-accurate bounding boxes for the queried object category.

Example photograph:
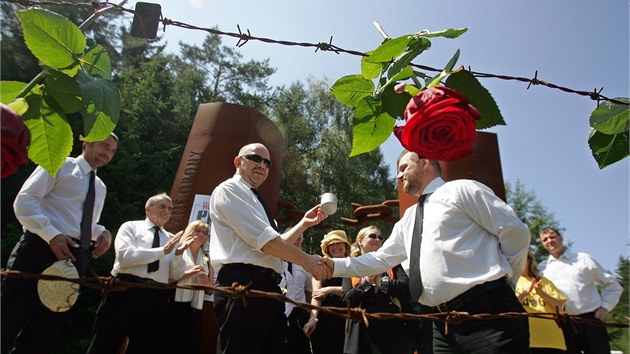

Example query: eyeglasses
[240,154,272,168]
[367,233,383,241]
[194,229,209,235]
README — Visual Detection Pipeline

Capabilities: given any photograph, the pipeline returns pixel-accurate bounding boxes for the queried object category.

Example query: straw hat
[321,230,351,257]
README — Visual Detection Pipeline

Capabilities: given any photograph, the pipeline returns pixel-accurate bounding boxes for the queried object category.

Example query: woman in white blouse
[168,220,213,354]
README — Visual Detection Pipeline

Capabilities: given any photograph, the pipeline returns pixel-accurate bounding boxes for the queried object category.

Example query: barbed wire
[3,0,628,107]
[4,269,628,331]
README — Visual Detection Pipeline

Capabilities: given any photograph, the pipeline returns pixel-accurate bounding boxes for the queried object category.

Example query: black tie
[80,171,95,249]
[147,226,160,273]
[409,193,431,302]
[251,188,279,232]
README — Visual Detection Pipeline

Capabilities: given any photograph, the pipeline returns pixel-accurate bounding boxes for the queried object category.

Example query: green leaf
[404,84,420,96]
[22,94,73,175]
[75,71,120,139]
[382,85,412,119]
[1,81,29,104]
[446,70,505,129]
[361,52,382,79]
[7,98,29,116]
[45,71,82,113]
[415,27,468,39]
[17,9,86,77]
[331,75,375,107]
[443,49,461,73]
[388,38,431,80]
[588,128,629,169]
[81,45,112,79]
[387,65,413,84]
[350,96,396,156]
[589,98,629,135]
[364,36,410,64]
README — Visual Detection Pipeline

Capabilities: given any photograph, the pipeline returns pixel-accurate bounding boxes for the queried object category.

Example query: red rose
[393,86,481,161]
[1,104,30,178]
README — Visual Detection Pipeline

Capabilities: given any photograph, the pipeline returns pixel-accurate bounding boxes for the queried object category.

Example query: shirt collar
[233,174,254,190]
[145,218,161,231]
[422,177,445,196]
[76,155,95,175]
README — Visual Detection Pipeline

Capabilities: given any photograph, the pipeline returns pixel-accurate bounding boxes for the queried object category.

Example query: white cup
[320,193,338,215]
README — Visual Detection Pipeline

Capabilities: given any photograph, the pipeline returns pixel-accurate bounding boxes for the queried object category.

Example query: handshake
[306,255,335,280]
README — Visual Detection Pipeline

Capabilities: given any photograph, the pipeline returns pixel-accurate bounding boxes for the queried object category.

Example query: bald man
[209,143,331,354]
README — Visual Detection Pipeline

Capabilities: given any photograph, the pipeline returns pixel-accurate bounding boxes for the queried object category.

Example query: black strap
[147,226,160,272]
[251,188,279,231]
[80,171,95,249]
[408,193,431,302]
[287,262,293,274]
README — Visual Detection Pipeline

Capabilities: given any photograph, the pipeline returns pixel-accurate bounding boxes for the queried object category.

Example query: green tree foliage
[505,179,563,263]
[269,79,397,254]
[608,256,629,353]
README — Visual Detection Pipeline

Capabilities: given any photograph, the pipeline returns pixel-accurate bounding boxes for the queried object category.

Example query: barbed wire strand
[4,269,628,331]
[3,0,627,107]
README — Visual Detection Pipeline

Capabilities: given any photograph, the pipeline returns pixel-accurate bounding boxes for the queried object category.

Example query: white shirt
[542,250,622,315]
[280,262,313,317]
[173,248,210,310]
[333,177,530,306]
[13,155,107,243]
[111,219,183,284]
[209,174,283,273]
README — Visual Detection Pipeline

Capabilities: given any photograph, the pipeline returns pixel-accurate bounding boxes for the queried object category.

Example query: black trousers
[432,280,530,354]
[214,263,286,354]
[86,280,171,354]
[1,232,89,354]
[286,307,311,354]
[561,312,610,354]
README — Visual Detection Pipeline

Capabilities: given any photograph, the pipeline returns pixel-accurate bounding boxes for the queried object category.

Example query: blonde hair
[180,220,209,245]
[352,225,381,257]
[525,251,543,281]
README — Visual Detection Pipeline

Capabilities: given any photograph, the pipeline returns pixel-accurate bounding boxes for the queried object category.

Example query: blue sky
[139,0,628,272]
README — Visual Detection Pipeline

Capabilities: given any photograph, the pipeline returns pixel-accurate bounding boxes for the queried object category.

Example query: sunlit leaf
[364,36,410,64]
[388,38,431,79]
[75,71,120,139]
[22,94,73,175]
[1,81,29,104]
[588,128,629,169]
[361,52,382,79]
[82,45,112,79]
[589,98,629,135]
[7,98,29,116]
[331,75,374,107]
[415,27,468,39]
[17,9,85,77]
[350,96,396,156]
[446,70,505,129]
[46,71,82,113]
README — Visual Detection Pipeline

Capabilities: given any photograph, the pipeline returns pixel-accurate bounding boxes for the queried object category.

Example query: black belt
[221,263,281,284]
[433,278,507,312]
[116,273,159,284]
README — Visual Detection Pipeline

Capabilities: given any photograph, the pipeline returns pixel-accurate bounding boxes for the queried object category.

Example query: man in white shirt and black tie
[209,143,331,354]
[2,133,118,354]
[87,193,187,354]
[324,150,532,353]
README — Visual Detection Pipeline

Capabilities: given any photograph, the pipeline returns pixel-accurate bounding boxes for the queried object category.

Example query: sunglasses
[240,154,272,168]
[367,233,383,241]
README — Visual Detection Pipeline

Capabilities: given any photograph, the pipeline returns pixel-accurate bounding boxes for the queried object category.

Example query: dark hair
[526,251,543,281]
[540,227,561,237]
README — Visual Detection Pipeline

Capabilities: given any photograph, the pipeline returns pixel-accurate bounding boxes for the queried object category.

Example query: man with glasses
[209,143,331,354]
[2,133,119,354]
[324,150,531,353]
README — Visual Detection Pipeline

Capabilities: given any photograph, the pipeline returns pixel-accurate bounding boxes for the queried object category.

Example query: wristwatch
[380,275,390,294]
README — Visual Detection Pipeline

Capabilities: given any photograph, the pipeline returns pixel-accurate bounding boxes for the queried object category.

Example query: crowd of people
[1,137,623,354]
